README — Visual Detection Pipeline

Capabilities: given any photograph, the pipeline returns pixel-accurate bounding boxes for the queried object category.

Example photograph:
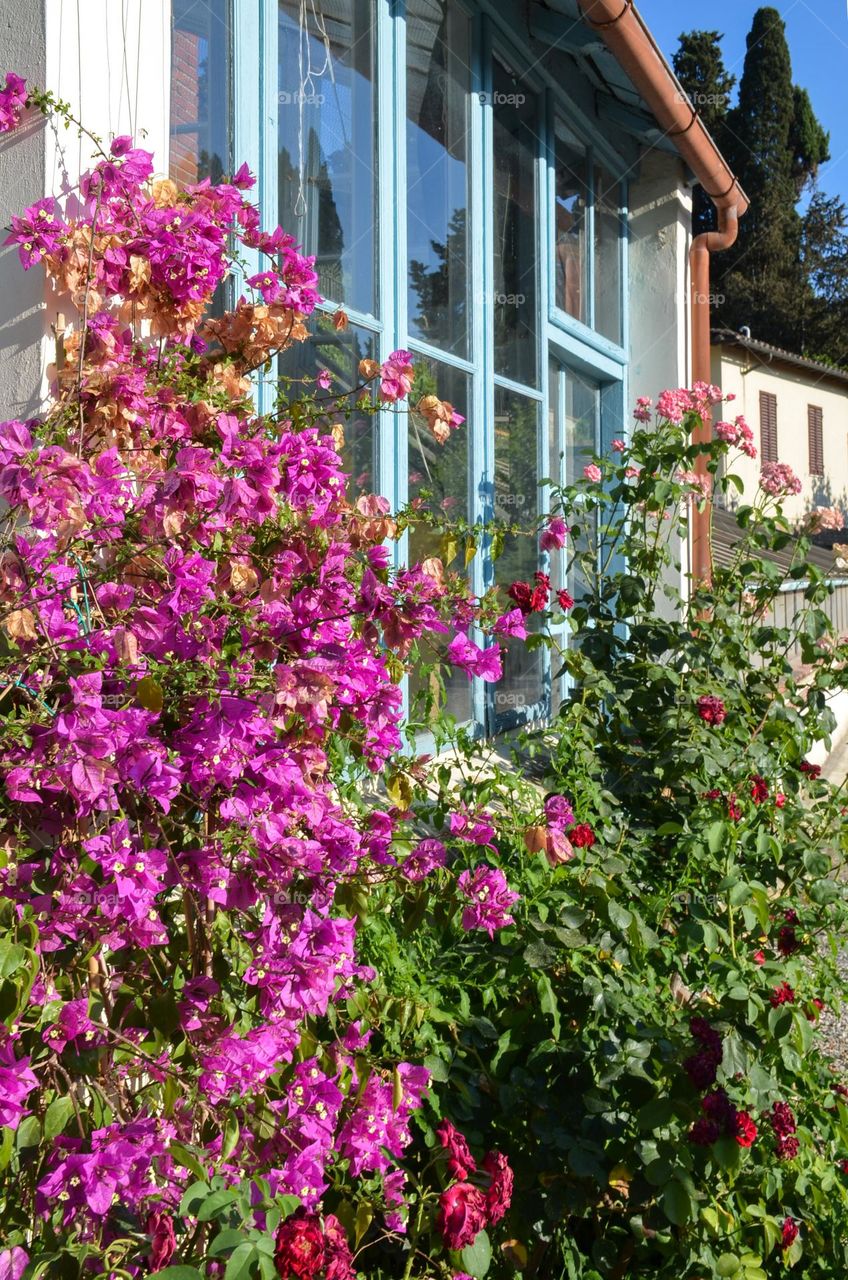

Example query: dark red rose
[436,1118,477,1180]
[750,774,768,804]
[696,694,726,725]
[436,1181,488,1250]
[799,760,821,779]
[323,1214,354,1280]
[275,1209,326,1280]
[557,589,574,610]
[688,1117,720,1145]
[569,823,595,848]
[147,1210,176,1274]
[507,581,533,615]
[482,1149,514,1225]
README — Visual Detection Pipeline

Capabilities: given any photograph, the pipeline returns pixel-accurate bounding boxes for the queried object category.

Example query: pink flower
[446,633,502,682]
[611,438,626,452]
[760,461,802,497]
[0,1248,28,1280]
[379,349,415,403]
[633,396,652,423]
[0,72,27,134]
[493,608,527,640]
[316,369,332,391]
[540,516,568,551]
[458,865,519,937]
[583,463,602,483]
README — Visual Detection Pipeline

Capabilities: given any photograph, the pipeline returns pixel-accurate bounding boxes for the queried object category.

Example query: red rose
[569,823,595,848]
[275,1210,326,1280]
[557,589,574,610]
[734,1112,757,1147]
[775,791,786,808]
[696,694,726,725]
[323,1214,354,1280]
[482,1149,514,1224]
[781,1216,799,1251]
[529,586,548,611]
[437,1182,488,1250]
[753,950,766,965]
[507,581,533,615]
[147,1210,176,1274]
[436,1119,477,1180]
[799,760,821,779]
[750,774,768,804]
[770,981,796,1007]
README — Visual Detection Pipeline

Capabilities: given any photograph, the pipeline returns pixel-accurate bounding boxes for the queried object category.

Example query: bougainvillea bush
[0,83,514,1279]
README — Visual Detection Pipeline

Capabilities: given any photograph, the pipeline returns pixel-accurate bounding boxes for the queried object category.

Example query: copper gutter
[577,0,749,586]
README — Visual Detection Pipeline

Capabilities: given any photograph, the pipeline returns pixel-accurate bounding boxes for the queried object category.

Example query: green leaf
[636,1098,674,1130]
[198,1187,240,1221]
[706,821,728,853]
[461,1228,492,1279]
[221,1113,240,1163]
[536,971,561,1040]
[209,1228,249,1257]
[44,1095,76,1141]
[224,1244,258,1280]
[717,1254,741,1276]
[608,900,632,931]
[662,1178,692,1226]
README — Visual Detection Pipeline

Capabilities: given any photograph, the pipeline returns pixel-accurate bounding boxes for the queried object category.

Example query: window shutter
[808,405,824,475]
[759,391,778,463]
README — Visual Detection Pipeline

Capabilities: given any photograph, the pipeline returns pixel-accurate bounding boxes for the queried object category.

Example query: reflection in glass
[407,360,472,724]
[493,388,543,716]
[406,0,471,358]
[278,0,377,314]
[170,0,231,185]
[594,168,622,343]
[493,62,538,388]
[554,128,587,324]
[566,372,599,602]
[278,316,377,494]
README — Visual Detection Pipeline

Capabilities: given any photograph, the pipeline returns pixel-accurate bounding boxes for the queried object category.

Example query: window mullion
[257,0,279,416]
[376,0,403,522]
[586,151,596,331]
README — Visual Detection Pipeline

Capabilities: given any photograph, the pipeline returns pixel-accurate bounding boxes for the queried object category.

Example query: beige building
[711,329,848,526]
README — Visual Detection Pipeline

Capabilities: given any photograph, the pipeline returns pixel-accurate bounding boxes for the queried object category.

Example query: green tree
[799,189,848,365]
[673,31,736,235]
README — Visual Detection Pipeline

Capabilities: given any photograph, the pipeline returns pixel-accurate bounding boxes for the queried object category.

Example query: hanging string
[294,0,336,218]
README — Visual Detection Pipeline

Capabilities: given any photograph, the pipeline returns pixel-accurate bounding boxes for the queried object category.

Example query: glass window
[278,315,378,494]
[408,359,472,723]
[554,126,588,326]
[565,371,599,602]
[594,167,622,343]
[493,388,543,717]
[170,0,231,184]
[278,0,377,315]
[406,0,472,359]
[493,61,538,388]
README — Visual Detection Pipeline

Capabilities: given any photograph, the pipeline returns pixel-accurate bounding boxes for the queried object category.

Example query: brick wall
[169,27,201,185]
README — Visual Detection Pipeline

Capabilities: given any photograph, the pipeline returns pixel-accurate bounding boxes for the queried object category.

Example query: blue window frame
[191,0,630,734]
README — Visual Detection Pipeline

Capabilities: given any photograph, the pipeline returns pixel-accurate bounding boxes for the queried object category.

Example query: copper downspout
[576,0,748,585]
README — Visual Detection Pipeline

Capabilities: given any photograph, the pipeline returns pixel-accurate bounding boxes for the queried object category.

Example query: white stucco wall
[711,345,848,524]
[0,0,171,415]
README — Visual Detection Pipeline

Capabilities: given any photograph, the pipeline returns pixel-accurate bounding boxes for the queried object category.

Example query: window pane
[494,388,543,716]
[408,360,472,724]
[406,0,471,358]
[594,168,622,343]
[493,62,538,387]
[278,316,377,494]
[278,0,377,314]
[170,0,231,184]
[566,372,599,601]
[553,126,587,325]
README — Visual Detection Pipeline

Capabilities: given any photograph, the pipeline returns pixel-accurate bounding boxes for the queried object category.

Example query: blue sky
[639,0,848,208]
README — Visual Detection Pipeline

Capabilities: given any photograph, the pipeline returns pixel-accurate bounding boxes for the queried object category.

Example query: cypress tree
[673,31,735,236]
